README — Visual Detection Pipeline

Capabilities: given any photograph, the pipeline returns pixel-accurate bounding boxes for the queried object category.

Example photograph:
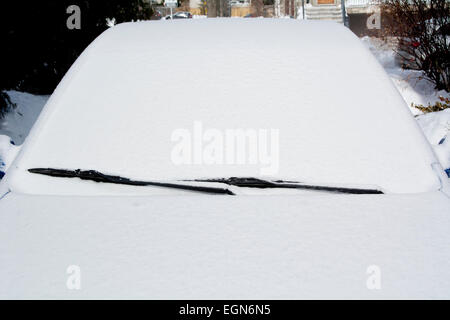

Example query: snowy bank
[362,36,450,176]
[416,109,450,174]
[361,36,448,116]
[0,91,48,178]
[0,90,49,145]
[0,135,19,179]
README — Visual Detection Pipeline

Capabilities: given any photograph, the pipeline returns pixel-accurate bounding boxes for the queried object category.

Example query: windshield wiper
[28,169,383,195]
[185,177,383,194]
[28,168,235,195]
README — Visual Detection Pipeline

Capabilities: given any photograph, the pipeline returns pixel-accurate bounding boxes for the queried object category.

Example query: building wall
[231,6,251,17]
[189,0,201,8]
[189,7,203,15]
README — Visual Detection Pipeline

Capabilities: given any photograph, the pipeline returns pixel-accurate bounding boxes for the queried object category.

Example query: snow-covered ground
[0,91,48,177]
[416,109,450,175]
[0,34,448,179]
[0,90,48,144]
[361,36,448,115]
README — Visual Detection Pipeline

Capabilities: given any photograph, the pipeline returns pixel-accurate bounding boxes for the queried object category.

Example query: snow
[347,0,379,7]
[361,36,448,116]
[0,91,48,178]
[0,90,48,145]
[361,36,450,176]
[296,6,306,20]
[0,19,449,300]
[0,191,449,298]
[2,20,443,195]
[0,135,19,178]
[416,109,450,171]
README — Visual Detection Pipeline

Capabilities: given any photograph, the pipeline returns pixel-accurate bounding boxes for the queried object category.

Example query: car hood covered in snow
[0,192,449,299]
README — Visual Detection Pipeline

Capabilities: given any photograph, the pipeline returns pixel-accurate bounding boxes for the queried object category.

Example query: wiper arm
[186,177,383,194]
[28,168,235,195]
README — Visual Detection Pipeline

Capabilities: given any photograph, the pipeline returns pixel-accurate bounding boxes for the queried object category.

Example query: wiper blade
[186,177,383,194]
[28,168,235,195]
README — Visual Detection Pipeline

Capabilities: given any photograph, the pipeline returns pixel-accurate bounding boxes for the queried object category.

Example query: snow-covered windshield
[5,20,442,195]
